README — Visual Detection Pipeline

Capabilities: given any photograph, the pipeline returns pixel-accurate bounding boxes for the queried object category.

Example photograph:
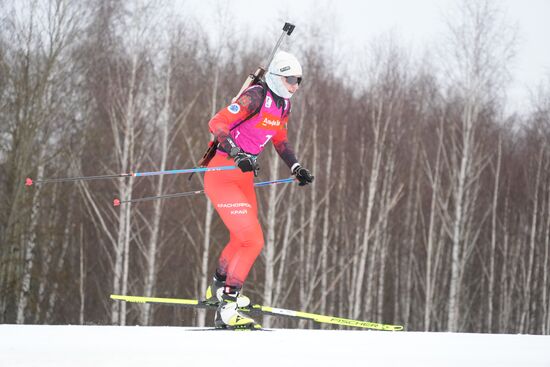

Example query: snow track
[1,324,549,367]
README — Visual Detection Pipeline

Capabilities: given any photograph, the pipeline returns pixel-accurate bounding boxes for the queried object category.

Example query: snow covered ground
[1,324,550,367]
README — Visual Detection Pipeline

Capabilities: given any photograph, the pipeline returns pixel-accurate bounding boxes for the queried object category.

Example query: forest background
[1,0,549,333]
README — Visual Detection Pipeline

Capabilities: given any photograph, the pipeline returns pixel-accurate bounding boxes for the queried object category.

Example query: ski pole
[113,177,295,206]
[25,166,236,186]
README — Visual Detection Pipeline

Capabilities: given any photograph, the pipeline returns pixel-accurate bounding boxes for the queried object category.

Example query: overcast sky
[181,0,550,114]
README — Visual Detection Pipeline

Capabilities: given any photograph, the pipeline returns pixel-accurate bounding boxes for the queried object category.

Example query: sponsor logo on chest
[256,112,284,130]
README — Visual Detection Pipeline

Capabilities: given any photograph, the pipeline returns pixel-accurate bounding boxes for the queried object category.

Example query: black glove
[292,165,314,186]
[234,152,259,176]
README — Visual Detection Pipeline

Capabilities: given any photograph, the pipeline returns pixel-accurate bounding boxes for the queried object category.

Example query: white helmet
[266,51,302,99]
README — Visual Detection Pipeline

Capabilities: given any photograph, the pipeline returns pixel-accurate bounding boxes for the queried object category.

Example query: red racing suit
[204,84,298,288]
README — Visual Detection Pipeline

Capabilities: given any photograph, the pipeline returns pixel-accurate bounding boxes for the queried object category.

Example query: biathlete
[202,51,314,329]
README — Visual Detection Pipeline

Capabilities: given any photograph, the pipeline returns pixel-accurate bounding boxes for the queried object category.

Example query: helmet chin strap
[266,72,293,99]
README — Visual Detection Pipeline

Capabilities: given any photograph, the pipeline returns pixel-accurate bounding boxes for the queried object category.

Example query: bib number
[260,134,273,148]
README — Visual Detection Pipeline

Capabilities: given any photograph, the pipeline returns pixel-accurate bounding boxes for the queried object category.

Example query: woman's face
[280,75,302,95]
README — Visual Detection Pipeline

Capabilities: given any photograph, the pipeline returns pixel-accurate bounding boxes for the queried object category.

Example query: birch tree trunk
[401,125,421,326]
[352,98,389,319]
[519,147,544,333]
[423,119,444,331]
[273,190,296,308]
[141,64,172,326]
[320,125,334,318]
[376,151,396,321]
[35,184,60,323]
[499,194,512,331]
[348,135,366,318]
[447,100,475,331]
[442,0,515,331]
[262,152,281,328]
[37,185,75,323]
[110,52,139,325]
[196,66,220,327]
[45,194,77,323]
[543,156,550,334]
[79,224,85,325]
[16,153,45,324]
[488,135,502,332]
[304,120,319,308]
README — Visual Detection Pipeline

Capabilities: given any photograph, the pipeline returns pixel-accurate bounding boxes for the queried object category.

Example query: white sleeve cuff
[291,163,301,173]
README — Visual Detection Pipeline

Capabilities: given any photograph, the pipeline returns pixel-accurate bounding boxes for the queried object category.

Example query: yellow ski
[110,294,404,331]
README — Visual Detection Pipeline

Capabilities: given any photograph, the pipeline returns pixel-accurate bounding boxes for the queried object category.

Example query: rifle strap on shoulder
[229,82,267,133]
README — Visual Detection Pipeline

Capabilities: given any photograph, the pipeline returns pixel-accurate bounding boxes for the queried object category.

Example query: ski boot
[215,286,261,330]
[205,273,250,307]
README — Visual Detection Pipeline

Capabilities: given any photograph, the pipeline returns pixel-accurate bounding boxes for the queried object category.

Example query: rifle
[231,22,295,103]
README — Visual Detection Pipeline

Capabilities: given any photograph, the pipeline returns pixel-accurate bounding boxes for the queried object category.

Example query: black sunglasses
[276,75,302,85]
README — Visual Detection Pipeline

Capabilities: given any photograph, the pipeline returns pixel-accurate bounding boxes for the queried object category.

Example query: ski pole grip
[283,22,295,35]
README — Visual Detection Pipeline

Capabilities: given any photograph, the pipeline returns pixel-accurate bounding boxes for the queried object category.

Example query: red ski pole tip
[113,199,121,207]
[25,178,33,186]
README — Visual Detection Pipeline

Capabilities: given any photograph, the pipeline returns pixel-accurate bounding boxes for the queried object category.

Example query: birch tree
[77,0,157,325]
[440,0,515,331]
[350,38,407,320]
[487,134,502,332]
[423,114,445,331]
[0,0,81,323]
